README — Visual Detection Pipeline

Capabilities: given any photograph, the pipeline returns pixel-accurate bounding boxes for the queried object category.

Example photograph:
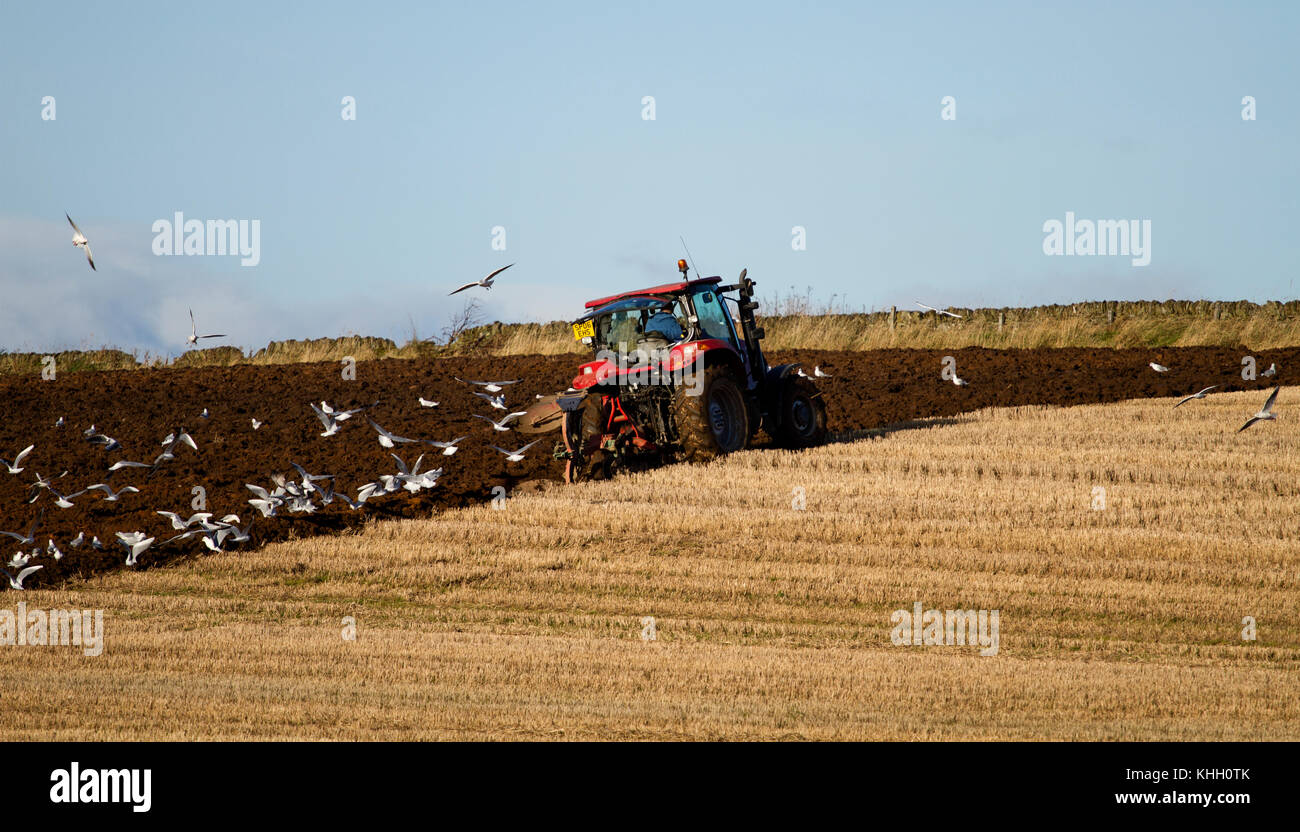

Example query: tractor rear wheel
[774,375,827,448]
[672,365,749,462]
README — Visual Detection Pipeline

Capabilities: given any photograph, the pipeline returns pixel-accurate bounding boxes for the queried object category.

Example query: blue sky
[2,1,1296,353]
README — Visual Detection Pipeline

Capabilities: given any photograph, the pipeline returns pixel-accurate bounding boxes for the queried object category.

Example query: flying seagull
[1173,386,1217,408]
[449,264,513,296]
[3,564,43,590]
[488,439,543,462]
[916,302,962,319]
[365,416,421,448]
[1149,362,1170,373]
[66,213,95,271]
[456,377,522,393]
[1237,386,1281,433]
[474,391,510,411]
[187,309,225,345]
[1,445,34,474]
[428,436,468,456]
[84,483,140,501]
[472,412,528,432]
[418,398,439,408]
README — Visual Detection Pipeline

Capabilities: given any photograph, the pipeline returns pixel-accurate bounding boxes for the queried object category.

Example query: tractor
[519,261,827,482]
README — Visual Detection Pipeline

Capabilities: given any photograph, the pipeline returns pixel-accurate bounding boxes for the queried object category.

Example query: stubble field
[2,377,1296,740]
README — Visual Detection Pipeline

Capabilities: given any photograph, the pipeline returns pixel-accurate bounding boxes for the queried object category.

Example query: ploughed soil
[0,346,1292,589]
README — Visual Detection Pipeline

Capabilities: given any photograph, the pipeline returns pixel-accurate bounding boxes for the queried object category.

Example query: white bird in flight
[456,377,522,394]
[1173,386,1217,408]
[187,309,226,345]
[251,418,264,430]
[472,412,527,432]
[428,436,468,456]
[1237,386,1280,433]
[1149,362,1170,373]
[449,264,513,296]
[474,391,510,411]
[366,416,422,448]
[418,397,439,408]
[1,445,34,474]
[3,564,43,590]
[488,439,543,462]
[916,302,962,319]
[84,483,140,501]
[951,374,969,387]
[66,213,95,271]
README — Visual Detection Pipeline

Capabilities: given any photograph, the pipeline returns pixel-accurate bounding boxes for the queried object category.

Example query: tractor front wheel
[672,365,749,462]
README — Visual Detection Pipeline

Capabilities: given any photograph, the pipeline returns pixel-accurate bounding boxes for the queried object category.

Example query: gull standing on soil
[66,213,95,271]
[187,309,226,345]
[1237,386,1281,433]
[3,564,43,590]
[46,539,63,561]
[1,445,34,474]
[951,373,969,387]
[1173,386,1217,408]
[813,366,832,378]
[69,531,85,548]
[449,264,513,296]
[472,412,527,431]
[1149,362,1170,373]
[488,439,543,462]
[251,418,264,430]
[916,302,962,319]
[1263,363,1278,378]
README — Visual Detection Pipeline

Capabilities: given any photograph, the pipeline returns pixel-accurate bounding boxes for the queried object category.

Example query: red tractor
[522,262,827,481]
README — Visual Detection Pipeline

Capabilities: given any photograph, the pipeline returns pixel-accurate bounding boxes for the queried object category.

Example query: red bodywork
[583,276,721,309]
[571,338,734,390]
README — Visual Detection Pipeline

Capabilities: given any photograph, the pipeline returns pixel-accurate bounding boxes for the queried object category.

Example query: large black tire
[774,376,827,448]
[671,365,750,462]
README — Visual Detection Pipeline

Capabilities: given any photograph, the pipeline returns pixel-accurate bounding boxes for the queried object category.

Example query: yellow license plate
[572,320,595,340]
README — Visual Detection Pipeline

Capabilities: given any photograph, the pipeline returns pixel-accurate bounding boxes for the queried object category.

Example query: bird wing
[13,445,34,466]
[16,564,43,584]
[517,439,543,453]
[84,242,95,270]
[199,334,226,339]
[1237,417,1259,433]
[448,282,479,296]
[1262,385,1280,414]
[309,403,336,430]
[1173,395,1193,408]
[189,309,197,334]
[486,263,514,281]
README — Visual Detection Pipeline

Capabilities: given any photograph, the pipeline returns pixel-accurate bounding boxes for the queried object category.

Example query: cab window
[692,290,737,344]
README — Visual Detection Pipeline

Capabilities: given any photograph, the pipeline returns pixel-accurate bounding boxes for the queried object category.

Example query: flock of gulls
[1148,360,1281,431]
[1,376,545,591]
